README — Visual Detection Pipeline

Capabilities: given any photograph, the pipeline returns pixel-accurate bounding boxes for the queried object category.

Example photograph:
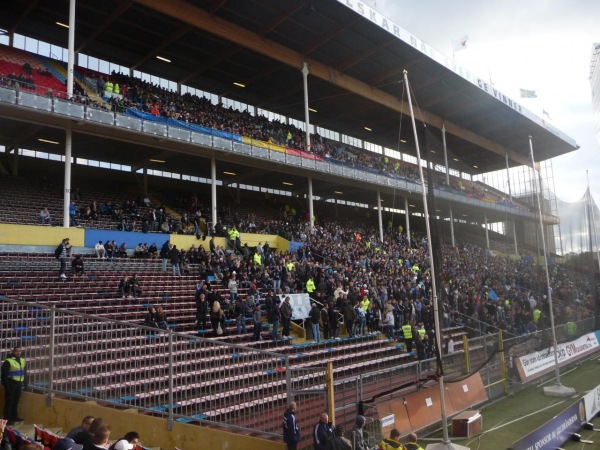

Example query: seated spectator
[128,274,142,298]
[66,416,95,440]
[134,243,145,258]
[95,241,106,259]
[71,254,85,276]
[85,424,111,450]
[39,207,52,225]
[110,431,140,450]
[148,243,158,259]
[105,241,115,260]
[118,243,128,258]
[118,276,131,298]
[144,307,158,328]
[52,438,83,450]
[74,417,103,447]
[156,306,168,330]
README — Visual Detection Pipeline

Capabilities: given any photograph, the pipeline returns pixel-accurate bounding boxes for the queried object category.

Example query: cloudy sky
[372,0,600,204]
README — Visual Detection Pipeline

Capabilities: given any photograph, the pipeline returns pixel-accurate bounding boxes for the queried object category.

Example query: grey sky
[373,0,600,204]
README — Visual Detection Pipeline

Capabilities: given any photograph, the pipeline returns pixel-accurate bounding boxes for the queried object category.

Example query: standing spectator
[234,297,248,334]
[309,303,321,343]
[405,432,425,450]
[55,237,71,280]
[228,275,239,302]
[94,241,106,259]
[383,305,395,339]
[312,412,334,450]
[252,304,262,341]
[350,415,367,450]
[379,428,403,450]
[321,303,331,340]
[1,346,28,425]
[282,402,300,450]
[327,424,352,450]
[269,297,281,340]
[170,245,181,276]
[447,336,455,355]
[195,292,208,330]
[415,334,426,363]
[281,296,293,338]
[69,201,79,227]
[160,240,171,272]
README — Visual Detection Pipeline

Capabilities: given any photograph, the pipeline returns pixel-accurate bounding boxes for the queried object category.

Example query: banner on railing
[516,331,600,380]
[277,293,311,320]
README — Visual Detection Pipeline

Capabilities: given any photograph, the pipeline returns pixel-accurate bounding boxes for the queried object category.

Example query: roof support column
[308,176,314,231]
[301,62,311,152]
[211,156,217,231]
[377,190,383,243]
[143,166,148,196]
[67,0,76,98]
[404,197,411,247]
[63,124,72,228]
[505,151,518,256]
[442,124,455,248]
[484,213,490,250]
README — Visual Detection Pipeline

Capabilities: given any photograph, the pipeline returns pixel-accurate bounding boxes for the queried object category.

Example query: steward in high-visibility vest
[113,83,120,94]
[253,252,262,266]
[306,277,316,293]
[105,80,113,93]
[565,321,577,338]
[1,346,28,423]
[402,324,413,353]
[532,308,541,324]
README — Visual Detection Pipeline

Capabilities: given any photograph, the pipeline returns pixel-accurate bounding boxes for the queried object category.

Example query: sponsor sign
[510,399,586,450]
[583,383,600,421]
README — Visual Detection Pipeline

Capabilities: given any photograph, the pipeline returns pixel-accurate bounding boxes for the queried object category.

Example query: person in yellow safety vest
[379,428,403,450]
[402,323,413,353]
[306,277,316,293]
[365,241,371,249]
[1,346,28,424]
[286,131,292,145]
[565,321,577,338]
[113,83,120,94]
[253,252,262,266]
[105,80,113,93]
[412,264,420,273]
[286,261,294,273]
[416,324,426,339]
[394,162,400,171]
[360,295,370,311]
[404,432,425,450]
[532,307,541,324]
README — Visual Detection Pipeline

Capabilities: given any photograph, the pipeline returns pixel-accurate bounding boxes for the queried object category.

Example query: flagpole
[404,70,469,450]
[529,136,575,398]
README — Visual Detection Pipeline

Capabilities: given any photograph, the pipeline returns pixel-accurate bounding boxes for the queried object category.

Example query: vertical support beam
[46,305,56,406]
[498,329,509,394]
[211,156,217,230]
[463,334,470,374]
[143,167,148,196]
[377,190,383,243]
[67,0,76,98]
[512,220,518,256]
[308,176,314,231]
[442,124,455,247]
[484,213,490,250]
[326,362,335,424]
[167,329,174,431]
[11,146,19,176]
[404,197,411,246]
[63,125,72,228]
[301,62,311,152]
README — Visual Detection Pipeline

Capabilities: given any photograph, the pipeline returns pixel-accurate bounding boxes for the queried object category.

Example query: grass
[423,356,600,450]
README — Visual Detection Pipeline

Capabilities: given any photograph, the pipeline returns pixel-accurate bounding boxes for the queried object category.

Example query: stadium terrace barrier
[0,297,302,437]
[0,82,549,222]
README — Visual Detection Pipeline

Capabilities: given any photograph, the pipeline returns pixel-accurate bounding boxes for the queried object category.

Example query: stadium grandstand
[0,1,598,450]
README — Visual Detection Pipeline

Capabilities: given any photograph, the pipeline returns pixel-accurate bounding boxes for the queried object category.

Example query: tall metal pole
[67,0,75,98]
[308,176,314,231]
[211,156,217,229]
[405,71,468,450]
[377,190,384,243]
[63,125,72,228]
[404,197,411,247]
[529,136,575,397]
[442,124,455,247]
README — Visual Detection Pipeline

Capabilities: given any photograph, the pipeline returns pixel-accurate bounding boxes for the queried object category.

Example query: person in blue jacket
[282,401,301,449]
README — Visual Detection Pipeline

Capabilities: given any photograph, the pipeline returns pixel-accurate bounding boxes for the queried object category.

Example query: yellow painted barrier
[10,392,284,450]
[0,224,84,247]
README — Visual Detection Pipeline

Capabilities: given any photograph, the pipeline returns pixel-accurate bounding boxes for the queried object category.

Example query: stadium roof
[0,0,580,223]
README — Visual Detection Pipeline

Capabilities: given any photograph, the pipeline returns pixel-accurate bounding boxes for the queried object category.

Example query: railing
[0,81,546,222]
[0,297,294,437]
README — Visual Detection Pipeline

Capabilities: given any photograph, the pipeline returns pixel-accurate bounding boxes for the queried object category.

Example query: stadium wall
[0,224,289,252]
[5,392,284,450]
